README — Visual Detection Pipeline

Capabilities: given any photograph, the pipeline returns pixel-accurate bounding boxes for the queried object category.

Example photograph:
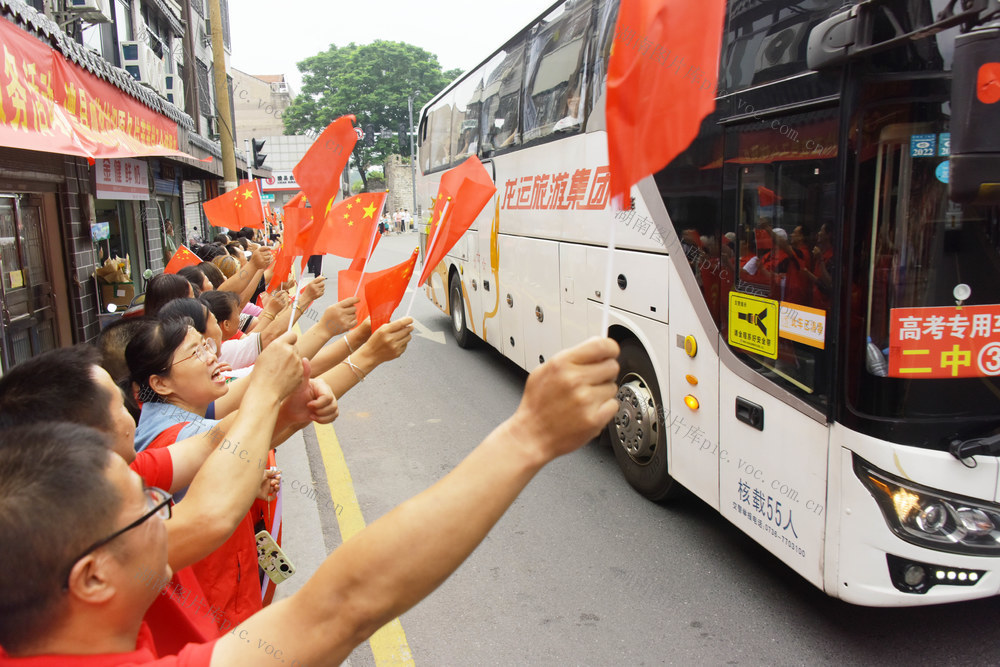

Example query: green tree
[284,41,463,192]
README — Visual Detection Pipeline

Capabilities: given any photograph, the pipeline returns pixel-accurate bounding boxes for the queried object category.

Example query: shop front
[0,3,202,368]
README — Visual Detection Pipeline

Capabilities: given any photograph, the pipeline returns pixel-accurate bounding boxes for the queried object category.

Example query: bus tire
[608,339,679,502]
[449,272,473,349]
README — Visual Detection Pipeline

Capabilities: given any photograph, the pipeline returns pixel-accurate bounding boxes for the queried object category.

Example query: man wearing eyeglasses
[0,337,620,665]
[0,333,334,657]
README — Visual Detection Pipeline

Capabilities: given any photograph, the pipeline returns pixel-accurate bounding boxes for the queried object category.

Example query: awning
[0,16,196,162]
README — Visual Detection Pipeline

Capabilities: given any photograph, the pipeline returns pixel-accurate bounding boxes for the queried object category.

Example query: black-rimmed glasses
[62,486,172,589]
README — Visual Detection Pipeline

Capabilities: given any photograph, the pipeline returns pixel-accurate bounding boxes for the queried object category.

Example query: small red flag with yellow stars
[202,181,265,230]
[418,157,496,287]
[366,249,419,330]
[309,191,386,262]
[266,245,294,293]
[293,115,357,226]
[338,248,419,329]
[164,245,201,274]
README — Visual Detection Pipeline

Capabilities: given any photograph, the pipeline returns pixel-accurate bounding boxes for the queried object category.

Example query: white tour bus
[416,0,1000,606]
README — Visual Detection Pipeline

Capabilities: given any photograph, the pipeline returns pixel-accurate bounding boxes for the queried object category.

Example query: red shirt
[0,640,216,666]
[190,512,263,629]
[129,447,174,490]
[130,428,221,654]
[142,567,221,657]
[143,421,263,630]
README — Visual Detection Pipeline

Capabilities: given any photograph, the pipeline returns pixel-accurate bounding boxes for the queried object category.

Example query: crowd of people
[0,219,621,665]
[378,208,414,236]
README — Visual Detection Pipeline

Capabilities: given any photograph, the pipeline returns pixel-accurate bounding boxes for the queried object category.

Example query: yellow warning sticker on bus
[729,292,778,359]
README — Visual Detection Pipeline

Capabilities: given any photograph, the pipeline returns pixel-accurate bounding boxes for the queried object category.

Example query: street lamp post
[407,92,420,230]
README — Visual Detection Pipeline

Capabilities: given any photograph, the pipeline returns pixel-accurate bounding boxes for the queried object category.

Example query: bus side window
[521,0,593,144]
[424,94,455,172]
[720,0,843,94]
[586,0,619,132]
[450,70,486,163]
[721,109,841,408]
[480,40,526,154]
[417,116,429,174]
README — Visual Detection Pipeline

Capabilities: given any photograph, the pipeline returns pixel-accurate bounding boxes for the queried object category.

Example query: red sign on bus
[888,304,1000,379]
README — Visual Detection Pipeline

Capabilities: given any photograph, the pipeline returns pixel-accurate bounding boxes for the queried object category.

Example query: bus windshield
[848,88,1000,437]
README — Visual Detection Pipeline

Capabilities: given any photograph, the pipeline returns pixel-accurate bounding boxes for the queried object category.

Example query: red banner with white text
[0,17,189,161]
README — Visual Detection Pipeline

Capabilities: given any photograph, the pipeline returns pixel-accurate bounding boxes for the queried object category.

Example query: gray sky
[230,0,557,95]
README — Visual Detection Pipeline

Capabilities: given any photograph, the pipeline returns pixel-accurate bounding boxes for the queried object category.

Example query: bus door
[715,109,840,589]
[0,194,58,372]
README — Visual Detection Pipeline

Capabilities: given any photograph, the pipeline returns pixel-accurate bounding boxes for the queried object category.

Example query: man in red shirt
[0,337,620,665]
[0,335,336,656]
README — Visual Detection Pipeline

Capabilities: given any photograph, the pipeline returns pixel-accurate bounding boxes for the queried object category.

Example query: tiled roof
[0,0,195,131]
[187,130,222,158]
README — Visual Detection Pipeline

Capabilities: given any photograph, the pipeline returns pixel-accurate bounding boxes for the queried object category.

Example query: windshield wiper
[949,432,1000,464]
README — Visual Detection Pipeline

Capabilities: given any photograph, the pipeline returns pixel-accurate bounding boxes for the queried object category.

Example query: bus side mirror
[950,27,1000,203]
[806,7,859,70]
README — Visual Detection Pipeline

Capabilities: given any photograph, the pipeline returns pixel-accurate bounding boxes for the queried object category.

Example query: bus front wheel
[608,339,679,502]
[449,273,473,348]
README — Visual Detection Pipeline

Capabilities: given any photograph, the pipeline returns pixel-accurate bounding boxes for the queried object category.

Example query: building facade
[0,0,243,371]
[231,69,292,140]
[384,153,418,220]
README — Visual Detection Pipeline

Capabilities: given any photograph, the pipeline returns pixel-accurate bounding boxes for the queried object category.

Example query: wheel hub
[451,286,463,331]
[613,375,659,462]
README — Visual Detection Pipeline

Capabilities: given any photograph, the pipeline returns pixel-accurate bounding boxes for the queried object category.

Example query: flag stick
[406,197,451,317]
[255,180,267,224]
[600,219,618,336]
[287,262,300,334]
[353,192,389,299]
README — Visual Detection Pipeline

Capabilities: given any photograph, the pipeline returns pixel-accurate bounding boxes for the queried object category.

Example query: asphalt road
[276,231,1000,666]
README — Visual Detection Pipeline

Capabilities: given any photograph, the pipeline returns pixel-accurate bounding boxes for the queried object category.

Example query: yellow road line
[315,420,415,666]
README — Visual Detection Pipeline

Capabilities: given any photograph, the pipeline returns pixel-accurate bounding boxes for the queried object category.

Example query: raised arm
[317,318,413,398]
[295,297,359,362]
[218,246,272,301]
[163,378,335,494]
[213,337,620,666]
[164,335,339,571]
[255,277,327,350]
[249,290,289,335]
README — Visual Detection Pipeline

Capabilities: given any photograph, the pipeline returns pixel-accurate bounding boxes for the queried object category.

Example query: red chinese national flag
[286,191,307,209]
[339,249,419,330]
[366,250,419,330]
[283,207,313,258]
[266,245,294,293]
[606,0,725,205]
[293,116,357,225]
[418,157,496,287]
[203,181,266,230]
[307,192,386,262]
[164,245,200,274]
[337,269,370,323]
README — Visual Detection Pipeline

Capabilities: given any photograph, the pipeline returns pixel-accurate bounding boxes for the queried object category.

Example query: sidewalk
[272,424,335,603]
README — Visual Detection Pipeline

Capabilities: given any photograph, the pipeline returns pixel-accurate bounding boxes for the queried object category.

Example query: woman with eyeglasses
[124,309,415,628]
[124,316,341,629]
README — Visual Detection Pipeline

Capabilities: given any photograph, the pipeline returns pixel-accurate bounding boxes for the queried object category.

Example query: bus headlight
[854,455,1000,556]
